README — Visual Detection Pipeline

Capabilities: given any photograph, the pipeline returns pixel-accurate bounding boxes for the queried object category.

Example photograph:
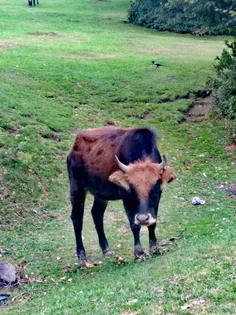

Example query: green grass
[0,0,235,314]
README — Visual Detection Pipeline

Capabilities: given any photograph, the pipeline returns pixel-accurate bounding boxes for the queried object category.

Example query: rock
[0,262,18,287]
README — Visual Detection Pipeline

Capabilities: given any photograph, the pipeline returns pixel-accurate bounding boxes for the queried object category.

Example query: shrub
[128,0,236,36]
[209,38,236,120]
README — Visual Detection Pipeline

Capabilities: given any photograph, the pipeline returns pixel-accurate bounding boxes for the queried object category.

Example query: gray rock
[0,262,18,286]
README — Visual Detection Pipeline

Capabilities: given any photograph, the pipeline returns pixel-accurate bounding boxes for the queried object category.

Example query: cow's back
[68,126,161,179]
[68,127,128,178]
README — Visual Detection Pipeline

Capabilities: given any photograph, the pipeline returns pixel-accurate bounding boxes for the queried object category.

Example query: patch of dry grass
[0,42,17,51]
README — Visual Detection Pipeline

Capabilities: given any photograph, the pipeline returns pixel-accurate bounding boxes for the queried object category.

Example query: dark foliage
[209,38,236,119]
[128,0,236,36]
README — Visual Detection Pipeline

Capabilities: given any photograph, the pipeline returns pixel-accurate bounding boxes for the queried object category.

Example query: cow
[28,0,39,7]
[67,127,176,267]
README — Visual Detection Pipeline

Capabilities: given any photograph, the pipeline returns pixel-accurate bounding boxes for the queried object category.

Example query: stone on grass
[0,262,18,287]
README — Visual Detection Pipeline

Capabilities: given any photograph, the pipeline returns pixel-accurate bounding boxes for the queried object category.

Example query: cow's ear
[109,170,130,191]
[160,167,177,189]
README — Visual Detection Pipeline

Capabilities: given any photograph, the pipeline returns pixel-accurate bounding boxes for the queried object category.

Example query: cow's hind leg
[70,186,87,267]
[91,197,112,256]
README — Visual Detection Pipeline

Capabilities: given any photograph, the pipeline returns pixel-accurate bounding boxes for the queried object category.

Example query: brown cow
[67,127,176,267]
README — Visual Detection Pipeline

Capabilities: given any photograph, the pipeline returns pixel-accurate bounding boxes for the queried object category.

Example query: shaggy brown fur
[109,159,162,200]
[71,127,133,177]
[109,161,177,200]
[70,127,176,199]
[160,166,177,189]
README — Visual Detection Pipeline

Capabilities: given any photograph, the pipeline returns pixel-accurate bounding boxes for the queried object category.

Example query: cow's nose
[135,214,150,225]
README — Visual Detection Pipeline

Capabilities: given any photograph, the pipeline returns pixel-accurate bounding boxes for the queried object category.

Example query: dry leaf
[20,259,27,269]
[116,255,124,262]
[153,287,164,298]
[119,226,130,233]
[60,276,67,281]
[80,261,95,269]
[127,298,138,305]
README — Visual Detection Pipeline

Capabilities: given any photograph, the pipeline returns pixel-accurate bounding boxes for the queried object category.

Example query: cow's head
[109,155,176,226]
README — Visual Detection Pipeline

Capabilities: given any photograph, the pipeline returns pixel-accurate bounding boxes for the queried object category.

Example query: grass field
[0,0,235,314]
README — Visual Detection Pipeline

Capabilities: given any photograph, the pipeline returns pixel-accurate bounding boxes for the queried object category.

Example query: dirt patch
[106,120,116,126]
[174,43,220,54]
[60,52,116,60]
[119,226,130,233]
[0,168,8,201]
[105,211,121,223]
[2,125,21,135]
[226,144,236,153]
[40,133,61,142]
[186,96,212,121]
[30,32,60,37]
[139,110,153,120]
[0,43,17,51]
[225,184,236,198]
[135,45,169,54]
[53,153,65,160]
[0,183,8,201]
[40,51,117,60]
[215,183,236,198]
[180,299,211,311]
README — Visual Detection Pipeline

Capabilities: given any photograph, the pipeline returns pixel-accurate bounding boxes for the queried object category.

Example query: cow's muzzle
[134,213,156,226]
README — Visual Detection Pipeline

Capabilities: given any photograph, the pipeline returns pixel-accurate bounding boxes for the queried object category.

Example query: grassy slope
[0,0,235,314]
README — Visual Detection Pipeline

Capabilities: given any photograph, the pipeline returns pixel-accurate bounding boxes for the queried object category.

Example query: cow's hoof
[134,245,149,262]
[103,248,113,257]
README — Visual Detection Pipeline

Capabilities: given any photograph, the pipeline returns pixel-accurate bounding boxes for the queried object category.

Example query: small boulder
[0,262,18,287]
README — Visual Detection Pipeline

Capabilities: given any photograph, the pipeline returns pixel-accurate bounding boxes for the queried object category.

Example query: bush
[209,38,236,119]
[128,0,236,36]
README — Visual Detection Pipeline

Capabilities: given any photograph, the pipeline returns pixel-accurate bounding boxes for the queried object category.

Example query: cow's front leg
[148,223,159,255]
[132,224,146,260]
[148,223,157,248]
[123,206,146,260]
[91,197,112,256]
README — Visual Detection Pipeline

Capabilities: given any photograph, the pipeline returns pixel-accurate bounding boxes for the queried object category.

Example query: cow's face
[109,156,176,226]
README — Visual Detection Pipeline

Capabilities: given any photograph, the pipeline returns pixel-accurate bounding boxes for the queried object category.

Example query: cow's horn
[158,154,167,170]
[115,155,129,173]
